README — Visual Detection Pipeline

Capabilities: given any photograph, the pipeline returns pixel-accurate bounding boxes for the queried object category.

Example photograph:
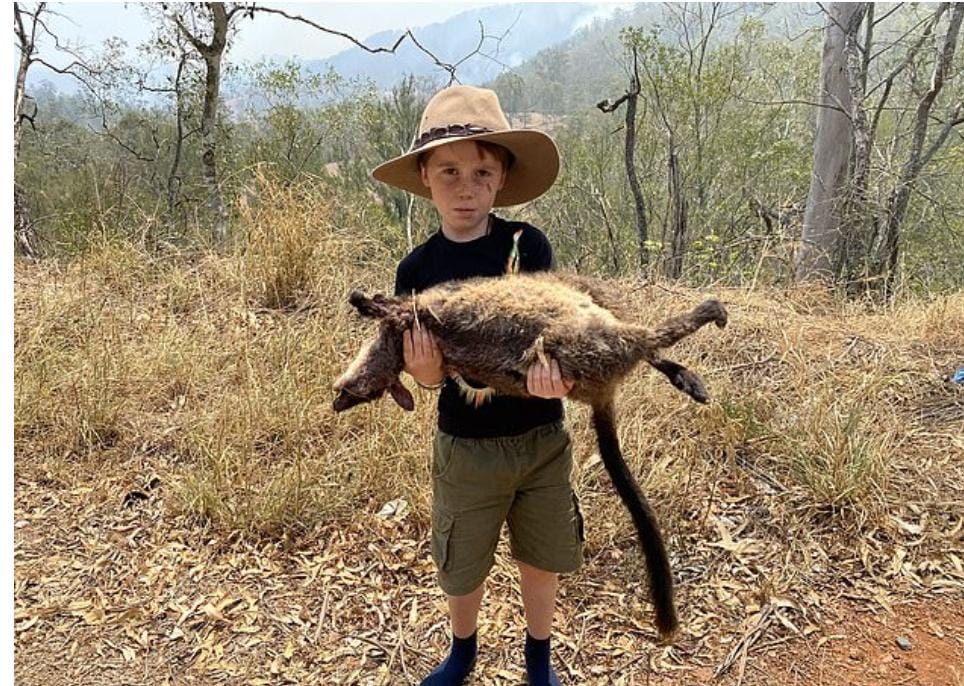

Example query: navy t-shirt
[394,214,564,438]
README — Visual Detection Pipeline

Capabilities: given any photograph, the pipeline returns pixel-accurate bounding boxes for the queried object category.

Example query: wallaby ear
[348,290,392,319]
[388,378,415,411]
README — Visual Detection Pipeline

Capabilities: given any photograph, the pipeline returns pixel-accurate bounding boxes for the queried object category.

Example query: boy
[371,85,581,686]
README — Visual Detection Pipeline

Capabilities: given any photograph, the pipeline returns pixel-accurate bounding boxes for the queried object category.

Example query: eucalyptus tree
[796,2,964,293]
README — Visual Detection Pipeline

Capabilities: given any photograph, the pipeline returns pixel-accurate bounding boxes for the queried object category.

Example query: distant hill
[485,2,822,115]
[25,3,626,110]
[307,3,629,88]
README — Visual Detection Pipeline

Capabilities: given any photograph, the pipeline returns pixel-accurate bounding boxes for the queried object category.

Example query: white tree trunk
[795,3,868,282]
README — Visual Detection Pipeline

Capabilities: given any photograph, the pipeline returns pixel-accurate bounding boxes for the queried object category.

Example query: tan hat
[371,85,560,207]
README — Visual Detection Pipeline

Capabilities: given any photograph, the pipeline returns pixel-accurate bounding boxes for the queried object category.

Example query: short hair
[417,140,515,174]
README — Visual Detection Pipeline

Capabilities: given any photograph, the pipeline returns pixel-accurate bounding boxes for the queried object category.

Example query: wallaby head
[332,290,416,413]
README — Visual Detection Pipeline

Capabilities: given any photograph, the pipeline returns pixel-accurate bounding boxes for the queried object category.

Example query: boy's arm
[394,256,446,387]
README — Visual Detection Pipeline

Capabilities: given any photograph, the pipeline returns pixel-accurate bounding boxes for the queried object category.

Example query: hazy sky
[39,1,531,64]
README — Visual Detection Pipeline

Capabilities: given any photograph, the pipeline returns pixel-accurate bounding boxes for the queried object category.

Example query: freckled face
[419,140,507,242]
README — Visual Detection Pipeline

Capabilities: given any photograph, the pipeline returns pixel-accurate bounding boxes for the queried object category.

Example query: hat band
[412,123,494,150]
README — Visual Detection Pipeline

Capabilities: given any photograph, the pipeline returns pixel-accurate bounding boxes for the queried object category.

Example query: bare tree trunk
[795,3,868,283]
[877,3,963,296]
[200,52,226,242]
[13,12,32,160]
[664,135,687,280]
[200,5,228,243]
[167,52,188,217]
[838,5,874,283]
[14,2,41,257]
[623,71,649,271]
[173,2,230,244]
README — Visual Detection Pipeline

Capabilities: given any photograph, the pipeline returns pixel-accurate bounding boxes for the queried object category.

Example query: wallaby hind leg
[648,299,727,349]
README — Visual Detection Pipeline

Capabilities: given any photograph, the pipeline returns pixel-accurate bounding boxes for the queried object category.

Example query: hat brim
[371,130,559,207]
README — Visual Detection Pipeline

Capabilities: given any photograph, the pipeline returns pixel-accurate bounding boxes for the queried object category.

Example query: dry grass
[14,177,431,539]
[14,182,964,683]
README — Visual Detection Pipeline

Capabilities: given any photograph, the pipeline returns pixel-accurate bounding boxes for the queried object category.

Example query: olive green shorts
[430,421,585,597]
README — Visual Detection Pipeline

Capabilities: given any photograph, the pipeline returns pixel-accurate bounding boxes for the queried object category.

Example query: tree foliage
[14,3,964,293]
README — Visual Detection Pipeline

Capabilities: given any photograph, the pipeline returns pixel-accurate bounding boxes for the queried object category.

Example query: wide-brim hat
[371,85,559,207]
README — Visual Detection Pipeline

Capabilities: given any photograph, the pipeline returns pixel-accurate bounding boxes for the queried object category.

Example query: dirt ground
[727,597,964,686]
[13,462,964,685]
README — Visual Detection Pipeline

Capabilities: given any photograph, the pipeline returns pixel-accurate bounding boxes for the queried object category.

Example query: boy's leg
[518,561,562,686]
[449,584,485,638]
[420,586,485,686]
[506,423,582,686]
[517,560,557,639]
[424,431,515,685]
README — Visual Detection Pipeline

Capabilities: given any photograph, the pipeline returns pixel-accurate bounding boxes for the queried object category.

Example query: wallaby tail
[644,299,728,350]
[591,402,679,639]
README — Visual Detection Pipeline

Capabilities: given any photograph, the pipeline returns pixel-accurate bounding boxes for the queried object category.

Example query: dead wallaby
[333,271,728,638]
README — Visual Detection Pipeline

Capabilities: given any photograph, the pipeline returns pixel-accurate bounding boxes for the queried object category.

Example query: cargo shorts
[430,421,585,597]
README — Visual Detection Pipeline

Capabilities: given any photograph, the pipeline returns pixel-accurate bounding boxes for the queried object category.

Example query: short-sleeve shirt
[394,214,564,439]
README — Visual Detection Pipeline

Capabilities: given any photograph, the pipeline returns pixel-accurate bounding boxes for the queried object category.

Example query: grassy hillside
[14,179,964,682]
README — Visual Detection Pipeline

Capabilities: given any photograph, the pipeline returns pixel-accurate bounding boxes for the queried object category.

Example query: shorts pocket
[432,509,455,571]
[572,492,586,544]
[432,433,459,480]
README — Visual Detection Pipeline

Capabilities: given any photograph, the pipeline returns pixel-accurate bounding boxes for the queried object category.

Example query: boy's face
[419,140,506,240]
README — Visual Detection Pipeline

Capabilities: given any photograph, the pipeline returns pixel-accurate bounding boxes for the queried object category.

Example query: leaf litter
[14,249,964,684]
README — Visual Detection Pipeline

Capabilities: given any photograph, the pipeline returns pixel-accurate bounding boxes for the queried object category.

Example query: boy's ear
[348,290,393,319]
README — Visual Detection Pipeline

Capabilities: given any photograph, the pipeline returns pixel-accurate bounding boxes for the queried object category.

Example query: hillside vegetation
[16,3,964,292]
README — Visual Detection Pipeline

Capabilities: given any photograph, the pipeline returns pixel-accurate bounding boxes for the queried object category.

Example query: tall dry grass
[14,177,432,537]
[14,180,964,584]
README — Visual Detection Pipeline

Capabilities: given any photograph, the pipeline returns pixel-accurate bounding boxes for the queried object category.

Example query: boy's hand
[527,357,574,399]
[403,325,446,387]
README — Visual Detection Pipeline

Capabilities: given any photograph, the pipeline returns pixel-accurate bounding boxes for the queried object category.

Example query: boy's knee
[516,560,558,581]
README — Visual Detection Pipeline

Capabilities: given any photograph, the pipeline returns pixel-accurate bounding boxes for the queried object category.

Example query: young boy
[371,85,581,686]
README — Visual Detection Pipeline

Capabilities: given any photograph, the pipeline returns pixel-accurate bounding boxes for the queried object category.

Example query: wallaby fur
[333,271,728,638]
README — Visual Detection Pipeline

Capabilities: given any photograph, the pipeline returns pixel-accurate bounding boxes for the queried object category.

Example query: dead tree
[597,45,650,271]
[875,4,964,295]
[168,2,240,243]
[836,3,962,290]
[665,137,688,280]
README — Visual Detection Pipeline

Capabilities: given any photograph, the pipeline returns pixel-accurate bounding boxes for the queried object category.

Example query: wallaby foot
[651,359,709,403]
[696,298,728,329]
